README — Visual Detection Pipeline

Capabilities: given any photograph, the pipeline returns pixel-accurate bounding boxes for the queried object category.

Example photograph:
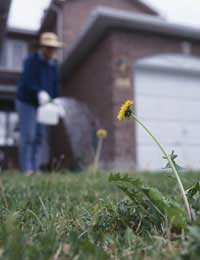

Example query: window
[0,111,18,146]
[0,39,28,71]
[0,44,7,68]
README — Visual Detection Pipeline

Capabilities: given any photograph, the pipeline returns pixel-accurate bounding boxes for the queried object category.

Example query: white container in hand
[37,102,60,125]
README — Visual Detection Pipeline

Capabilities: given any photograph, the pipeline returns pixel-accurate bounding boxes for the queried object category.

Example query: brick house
[0,0,36,169]
[41,0,200,171]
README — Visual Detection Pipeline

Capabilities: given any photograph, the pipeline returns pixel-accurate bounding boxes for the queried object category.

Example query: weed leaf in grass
[162,150,183,171]
[69,231,109,259]
[187,182,200,218]
[109,173,187,229]
[142,187,187,229]
[187,182,200,200]
[181,225,200,259]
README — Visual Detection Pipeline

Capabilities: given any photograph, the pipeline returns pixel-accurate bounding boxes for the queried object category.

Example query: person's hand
[38,91,51,105]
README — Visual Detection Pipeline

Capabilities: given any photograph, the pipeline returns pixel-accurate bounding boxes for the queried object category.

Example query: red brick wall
[62,0,157,48]
[62,35,115,164]
[62,29,200,171]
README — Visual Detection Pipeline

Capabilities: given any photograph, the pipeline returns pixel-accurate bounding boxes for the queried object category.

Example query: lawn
[0,171,199,260]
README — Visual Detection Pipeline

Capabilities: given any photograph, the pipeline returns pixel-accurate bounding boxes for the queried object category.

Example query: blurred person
[16,32,63,175]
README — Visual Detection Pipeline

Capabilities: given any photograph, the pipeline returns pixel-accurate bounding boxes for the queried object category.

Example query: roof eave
[8,27,37,37]
[61,7,200,81]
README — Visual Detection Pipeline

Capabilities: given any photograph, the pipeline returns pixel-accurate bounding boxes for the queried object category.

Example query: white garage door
[135,58,200,171]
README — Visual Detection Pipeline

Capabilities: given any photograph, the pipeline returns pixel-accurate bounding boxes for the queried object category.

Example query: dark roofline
[61,7,200,81]
[40,0,64,33]
[134,0,160,16]
[8,27,37,37]
[0,0,12,50]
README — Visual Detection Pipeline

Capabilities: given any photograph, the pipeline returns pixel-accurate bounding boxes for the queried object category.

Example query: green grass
[0,171,199,259]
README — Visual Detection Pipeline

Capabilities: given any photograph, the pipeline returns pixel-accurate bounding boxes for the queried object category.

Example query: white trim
[135,54,200,75]
[0,85,16,93]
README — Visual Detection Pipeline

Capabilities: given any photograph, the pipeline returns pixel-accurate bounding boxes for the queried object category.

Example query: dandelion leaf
[109,173,187,229]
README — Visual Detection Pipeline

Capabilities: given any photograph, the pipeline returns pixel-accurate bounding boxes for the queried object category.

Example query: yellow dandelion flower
[117,100,134,121]
[96,129,108,138]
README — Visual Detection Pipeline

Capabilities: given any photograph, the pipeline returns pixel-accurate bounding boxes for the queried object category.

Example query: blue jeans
[16,100,47,173]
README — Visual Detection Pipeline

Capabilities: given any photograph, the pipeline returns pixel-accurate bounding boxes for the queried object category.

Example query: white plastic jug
[37,103,60,125]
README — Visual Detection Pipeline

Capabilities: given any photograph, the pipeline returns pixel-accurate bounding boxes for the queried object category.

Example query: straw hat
[40,32,63,48]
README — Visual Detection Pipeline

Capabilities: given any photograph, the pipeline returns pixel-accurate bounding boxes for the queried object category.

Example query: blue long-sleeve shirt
[17,53,60,107]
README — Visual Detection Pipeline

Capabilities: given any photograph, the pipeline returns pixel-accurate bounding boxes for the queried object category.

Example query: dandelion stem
[0,178,8,209]
[93,138,103,173]
[132,114,192,221]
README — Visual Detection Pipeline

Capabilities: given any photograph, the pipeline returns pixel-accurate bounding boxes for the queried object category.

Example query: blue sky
[8,0,200,31]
